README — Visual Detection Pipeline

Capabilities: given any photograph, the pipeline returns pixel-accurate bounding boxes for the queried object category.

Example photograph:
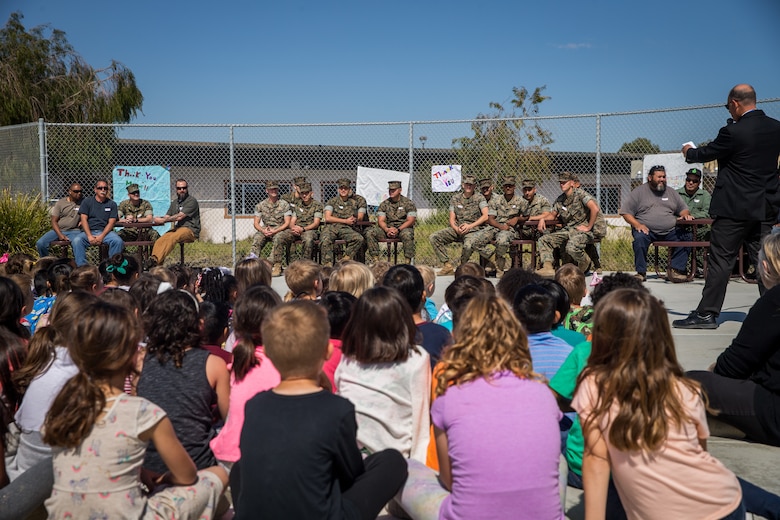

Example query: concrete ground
[269,270,779,519]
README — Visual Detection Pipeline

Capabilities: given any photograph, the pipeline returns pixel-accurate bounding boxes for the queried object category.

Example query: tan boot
[271,263,282,277]
[537,261,556,277]
[438,261,455,276]
[404,257,414,265]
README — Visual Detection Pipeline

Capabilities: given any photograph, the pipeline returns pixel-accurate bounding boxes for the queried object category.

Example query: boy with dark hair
[232,301,407,520]
[512,285,572,382]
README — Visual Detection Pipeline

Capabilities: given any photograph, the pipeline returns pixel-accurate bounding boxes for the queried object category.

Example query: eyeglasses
[96,186,108,191]
[176,186,188,191]
[129,191,140,195]
[724,101,732,109]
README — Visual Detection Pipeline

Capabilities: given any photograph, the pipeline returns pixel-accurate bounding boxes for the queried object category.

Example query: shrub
[0,189,51,256]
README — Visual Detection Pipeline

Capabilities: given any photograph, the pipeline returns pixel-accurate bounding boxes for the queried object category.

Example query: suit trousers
[696,217,770,315]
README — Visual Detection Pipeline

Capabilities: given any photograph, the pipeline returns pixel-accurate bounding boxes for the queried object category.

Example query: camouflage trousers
[320,225,364,265]
[538,228,595,269]
[117,227,160,243]
[473,227,519,262]
[277,229,319,261]
[251,230,288,264]
[365,226,415,262]
[429,227,484,265]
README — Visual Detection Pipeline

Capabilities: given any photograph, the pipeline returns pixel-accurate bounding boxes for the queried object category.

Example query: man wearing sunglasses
[148,179,201,267]
[36,182,84,257]
[675,84,780,329]
[72,179,124,266]
[116,183,160,242]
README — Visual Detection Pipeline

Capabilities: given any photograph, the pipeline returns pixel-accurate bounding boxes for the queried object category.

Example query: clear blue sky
[4,0,780,125]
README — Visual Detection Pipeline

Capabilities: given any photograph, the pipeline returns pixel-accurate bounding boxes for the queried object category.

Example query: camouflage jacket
[488,194,523,225]
[449,192,488,228]
[378,195,417,228]
[519,194,552,218]
[325,195,364,225]
[254,198,291,228]
[292,199,324,228]
[118,199,153,220]
[282,193,302,211]
[552,188,606,238]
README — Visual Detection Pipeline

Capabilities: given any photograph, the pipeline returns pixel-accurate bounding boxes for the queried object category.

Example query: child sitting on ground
[416,264,439,322]
[318,291,356,390]
[283,259,322,301]
[555,263,593,336]
[231,300,407,519]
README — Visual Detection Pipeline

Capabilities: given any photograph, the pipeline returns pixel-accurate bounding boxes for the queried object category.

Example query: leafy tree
[618,137,660,155]
[0,12,143,125]
[452,86,554,185]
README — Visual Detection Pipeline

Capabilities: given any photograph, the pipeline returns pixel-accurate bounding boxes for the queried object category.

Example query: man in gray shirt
[620,165,693,282]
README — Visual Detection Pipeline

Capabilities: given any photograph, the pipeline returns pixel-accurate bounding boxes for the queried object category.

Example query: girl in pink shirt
[573,289,744,520]
[210,285,281,465]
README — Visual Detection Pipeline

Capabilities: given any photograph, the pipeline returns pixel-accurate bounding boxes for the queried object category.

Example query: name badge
[104,207,111,212]
[662,198,669,201]
[339,205,344,209]
[457,204,464,208]
[694,198,700,203]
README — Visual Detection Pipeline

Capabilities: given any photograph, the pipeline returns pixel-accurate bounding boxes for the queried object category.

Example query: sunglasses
[685,178,700,183]
[96,186,108,191]
[70,189,82,193]
[129,191,140,195]
[176,187,188,191]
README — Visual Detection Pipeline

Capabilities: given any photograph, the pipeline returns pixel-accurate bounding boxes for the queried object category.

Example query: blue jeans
[632,227,691,273]
[739,477,780,520]
[567,470,627,519]
[71,230,124,266]
[36,229,81,257]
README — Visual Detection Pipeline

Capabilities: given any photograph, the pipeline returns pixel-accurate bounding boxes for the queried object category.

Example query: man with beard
[620,165,693,282]
[147,178,201,267]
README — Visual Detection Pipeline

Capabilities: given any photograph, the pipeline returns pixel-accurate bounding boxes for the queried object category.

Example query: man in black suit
[674,84,780,329]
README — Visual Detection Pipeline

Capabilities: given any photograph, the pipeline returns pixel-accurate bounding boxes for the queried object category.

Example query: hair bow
[106,258,129,275]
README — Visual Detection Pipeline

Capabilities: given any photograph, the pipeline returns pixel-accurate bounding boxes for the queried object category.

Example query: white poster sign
[431,164,461,192]
[356,166,409,207]
[642,154,704,190]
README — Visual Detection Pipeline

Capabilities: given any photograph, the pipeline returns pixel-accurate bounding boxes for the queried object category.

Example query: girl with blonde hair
[398,293,563,519]
[328,260,374,298]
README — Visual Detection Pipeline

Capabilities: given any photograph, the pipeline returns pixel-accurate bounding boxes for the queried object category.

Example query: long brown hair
[43,301,141,449]
[436,294,538,396]
[231,285,282,382]
[576,288,703,452]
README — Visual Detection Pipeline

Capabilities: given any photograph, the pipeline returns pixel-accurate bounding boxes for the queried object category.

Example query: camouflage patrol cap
[337,178,352,188]
[293,176,307,186]
[462,175,477,185]
[502,176,516,186]
[478,178,493,189]
[388,181,402,189]
[266,180,279,190]
[299,182,312,192]
[559,171,577,182]
[126,183,139,192]
[521,179,536,188]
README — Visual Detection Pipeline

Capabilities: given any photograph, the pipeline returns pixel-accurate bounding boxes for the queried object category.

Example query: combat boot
[495,255,507,278]
[438,261,455,276]
[537,261,556,277]
[271,263,282,277]
[404,257,414,265]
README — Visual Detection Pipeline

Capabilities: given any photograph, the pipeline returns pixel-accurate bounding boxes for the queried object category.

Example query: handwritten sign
[431,165,461,192]
[112,166,171,234]
[642,154,703,190]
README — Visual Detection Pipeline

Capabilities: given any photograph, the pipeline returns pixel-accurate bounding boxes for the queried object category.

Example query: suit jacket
[686,109,780,221]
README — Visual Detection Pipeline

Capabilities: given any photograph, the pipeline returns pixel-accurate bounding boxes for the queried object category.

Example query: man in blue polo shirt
[71,179,123,266]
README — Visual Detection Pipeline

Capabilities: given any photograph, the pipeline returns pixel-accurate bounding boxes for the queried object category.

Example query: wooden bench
[651,240,710,282]
[178,237,195,265]
[377,238,401,264]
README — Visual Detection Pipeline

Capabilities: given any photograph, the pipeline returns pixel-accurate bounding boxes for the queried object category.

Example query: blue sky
[4,0,780,125]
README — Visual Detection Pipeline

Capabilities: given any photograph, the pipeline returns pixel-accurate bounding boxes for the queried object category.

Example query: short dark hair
[199,301,231,344]
[454,262,485,279]
[496,267,542,303]
[513,284,556,333]
[591,272,648,306]
[536,279,570,326]
[341,286,417,363]
[381,264,424,314]
[648,165,666,175]
[318,291,356,339]
[445,275,495,327]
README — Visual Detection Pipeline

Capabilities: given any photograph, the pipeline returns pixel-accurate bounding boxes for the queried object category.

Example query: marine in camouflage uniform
[429,175,489,274]
[518,179,552,239]
[279,181,323,261]
[282,175,307,209]
[116,184,160,242]
[474,177,524,275]
[251,181,292,274]
[366,180,417,263]
[537,171,606,276]
[321,178,365,266]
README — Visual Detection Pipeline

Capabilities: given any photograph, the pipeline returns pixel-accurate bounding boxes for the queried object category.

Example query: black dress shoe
[672,311,718,329]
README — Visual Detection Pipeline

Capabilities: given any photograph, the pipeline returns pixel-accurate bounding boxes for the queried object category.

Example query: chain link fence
[2,99,779,269]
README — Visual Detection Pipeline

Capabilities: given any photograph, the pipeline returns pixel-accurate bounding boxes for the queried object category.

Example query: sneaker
[672,311,718,329]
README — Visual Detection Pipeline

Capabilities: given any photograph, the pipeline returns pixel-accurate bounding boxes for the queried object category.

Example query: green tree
[452,86,554,185]
[618,137,660,155]
[0,12,143,125]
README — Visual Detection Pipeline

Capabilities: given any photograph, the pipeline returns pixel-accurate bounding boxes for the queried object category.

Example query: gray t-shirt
[620,183,688,234]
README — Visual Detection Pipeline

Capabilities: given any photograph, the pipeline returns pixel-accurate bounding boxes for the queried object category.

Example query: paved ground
[269,270,779,519]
